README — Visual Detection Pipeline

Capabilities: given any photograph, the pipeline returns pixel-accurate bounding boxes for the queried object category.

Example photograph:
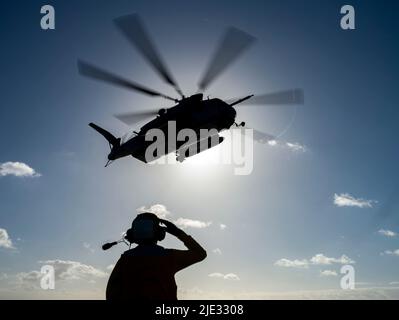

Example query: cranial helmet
[125,212,165,244]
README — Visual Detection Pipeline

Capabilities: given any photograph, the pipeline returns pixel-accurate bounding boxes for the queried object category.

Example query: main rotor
[78,13,304,127]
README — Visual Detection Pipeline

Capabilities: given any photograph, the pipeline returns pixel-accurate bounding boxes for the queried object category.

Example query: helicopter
[78,14,304,166]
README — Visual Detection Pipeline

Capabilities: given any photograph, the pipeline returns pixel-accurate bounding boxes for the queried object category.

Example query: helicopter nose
[108,152,116,160]
[221,106,237,129]
[227,106,237,123]
[230,107,237,119]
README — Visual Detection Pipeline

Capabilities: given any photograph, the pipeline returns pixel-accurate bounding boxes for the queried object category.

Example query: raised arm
[160,219,207,272]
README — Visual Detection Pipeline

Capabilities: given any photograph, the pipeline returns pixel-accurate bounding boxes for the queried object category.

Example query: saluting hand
[159,219,185,237]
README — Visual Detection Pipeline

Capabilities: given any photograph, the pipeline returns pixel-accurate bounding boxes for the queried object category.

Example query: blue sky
[1,0,399,299]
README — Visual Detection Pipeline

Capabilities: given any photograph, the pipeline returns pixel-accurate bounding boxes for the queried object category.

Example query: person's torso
[115,245,178,300]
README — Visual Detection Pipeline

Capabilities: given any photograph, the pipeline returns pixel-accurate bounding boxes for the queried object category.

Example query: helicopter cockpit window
[121,131,137,144]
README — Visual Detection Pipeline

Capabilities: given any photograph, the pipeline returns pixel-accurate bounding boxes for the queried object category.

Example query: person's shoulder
[165,248,186,255]
[121,248,135,256]
[123,244,167,257]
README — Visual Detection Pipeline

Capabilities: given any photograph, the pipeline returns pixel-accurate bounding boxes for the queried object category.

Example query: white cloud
[0,162,40,177]
[378,229,397,237]
[274,258,309,268]
[208,272,240,280]
[208,272,224,278]
[220,224,227,230]
[0,228,14,249]
[224,273,240,280]
[136,205,212,230]
[16,271,42,287]
[174,218,212,229]
[38,260,108,281]
[275,254,355,269]
[0,273,8,280]
[286,142,306,152]
[137,204,170,219]
[310,254,355,265]
[320,270,338,277]
[106,264,115,270]
[334,193,375,208]
[83,242,95,253]
[267,140,306,152]
[383,250,399,256]
[178,287,399,300]
[212,248,222,255]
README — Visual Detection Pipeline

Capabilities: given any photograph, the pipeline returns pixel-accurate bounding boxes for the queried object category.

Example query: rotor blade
[229,94,254,107]
[228,89,304,106]
[248,128,276,144]
[114,110,159,126]
[78,60,177,102]
[252,130,276,144]
[114,14,183,97]
[198,27,256,91]
[233,126,276,144]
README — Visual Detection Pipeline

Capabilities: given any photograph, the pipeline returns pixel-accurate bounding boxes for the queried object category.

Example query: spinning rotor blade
[228,89,304,106]
[252,129,276,144]
[198,27,256,91]
[232,126,276,144]
[78,60,177,102]
[114,14,183,97]
[114,110,159,126]
[247,128,276,144]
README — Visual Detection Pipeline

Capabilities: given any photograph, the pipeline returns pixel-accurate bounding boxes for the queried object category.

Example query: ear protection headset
[125,212,165,244]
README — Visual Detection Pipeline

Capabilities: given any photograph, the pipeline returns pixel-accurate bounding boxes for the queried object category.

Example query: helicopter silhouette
[78,14,304,166]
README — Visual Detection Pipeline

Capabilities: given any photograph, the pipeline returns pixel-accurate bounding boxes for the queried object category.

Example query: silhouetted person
[106,212,207,300]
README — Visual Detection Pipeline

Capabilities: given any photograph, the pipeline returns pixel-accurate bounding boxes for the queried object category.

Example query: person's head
[125,212,166,245]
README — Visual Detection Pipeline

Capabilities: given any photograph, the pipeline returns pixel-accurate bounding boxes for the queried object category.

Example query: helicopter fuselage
[109,94,237,162]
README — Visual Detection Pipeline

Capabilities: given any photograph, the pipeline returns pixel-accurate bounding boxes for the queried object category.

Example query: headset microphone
[102,241,118,250]
[103,212,164,251]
